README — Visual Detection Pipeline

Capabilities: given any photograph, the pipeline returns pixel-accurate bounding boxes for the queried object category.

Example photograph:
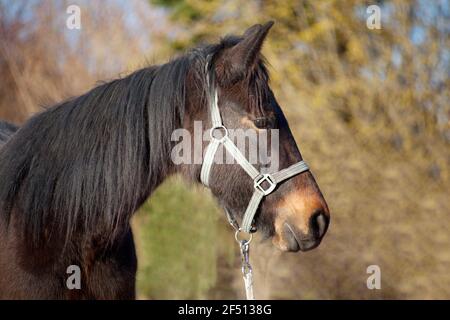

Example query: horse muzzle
[280,210,329,252]
[272,192,330,252]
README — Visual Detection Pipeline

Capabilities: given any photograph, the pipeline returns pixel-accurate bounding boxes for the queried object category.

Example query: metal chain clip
[237,231,254,300]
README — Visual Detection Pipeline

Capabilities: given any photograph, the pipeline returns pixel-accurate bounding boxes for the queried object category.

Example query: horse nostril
[313,210,329,238]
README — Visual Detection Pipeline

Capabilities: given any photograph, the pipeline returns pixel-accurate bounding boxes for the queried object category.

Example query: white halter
[200,70,310,234]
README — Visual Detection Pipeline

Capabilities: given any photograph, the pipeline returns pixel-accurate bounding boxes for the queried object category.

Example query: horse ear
[217,21,274,85]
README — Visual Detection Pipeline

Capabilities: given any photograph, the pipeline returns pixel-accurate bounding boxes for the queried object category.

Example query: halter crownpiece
[200,70,310,234]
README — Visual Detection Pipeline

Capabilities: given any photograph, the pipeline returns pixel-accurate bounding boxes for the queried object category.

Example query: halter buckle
[254,174,276,195]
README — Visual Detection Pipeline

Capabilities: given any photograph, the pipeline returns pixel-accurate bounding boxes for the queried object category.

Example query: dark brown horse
[0,22,329,299]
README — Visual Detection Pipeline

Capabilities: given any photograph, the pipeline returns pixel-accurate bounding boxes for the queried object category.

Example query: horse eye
[253,118,267,129]
[253,117,275,129]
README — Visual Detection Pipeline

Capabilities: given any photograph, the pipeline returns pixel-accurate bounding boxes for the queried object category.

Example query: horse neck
[0,68,182,248]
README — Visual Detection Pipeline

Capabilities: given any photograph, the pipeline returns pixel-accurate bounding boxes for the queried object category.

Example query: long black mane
[0,120,18,146]
[0,35,270,249]
[0,51,208,248]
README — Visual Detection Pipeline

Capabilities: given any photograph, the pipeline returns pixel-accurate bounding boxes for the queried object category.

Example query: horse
[0,22,330,299]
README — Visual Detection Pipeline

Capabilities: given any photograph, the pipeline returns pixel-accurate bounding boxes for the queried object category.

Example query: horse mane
[0,120,18,146]
[0,50,208,247]
[0,36,270,249]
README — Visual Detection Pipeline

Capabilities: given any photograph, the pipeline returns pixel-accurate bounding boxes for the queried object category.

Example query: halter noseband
[200,68,310,234]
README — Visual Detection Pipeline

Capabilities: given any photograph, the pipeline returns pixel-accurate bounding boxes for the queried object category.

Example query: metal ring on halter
[209,125,228,143]
[235,229,253,244]
[253,173,276,196]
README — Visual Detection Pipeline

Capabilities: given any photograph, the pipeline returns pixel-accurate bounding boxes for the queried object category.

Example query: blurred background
[0,0,448,299]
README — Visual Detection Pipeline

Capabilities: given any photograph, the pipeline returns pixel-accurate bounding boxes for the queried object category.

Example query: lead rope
[239,239,254,300]
[227,208,255,300]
